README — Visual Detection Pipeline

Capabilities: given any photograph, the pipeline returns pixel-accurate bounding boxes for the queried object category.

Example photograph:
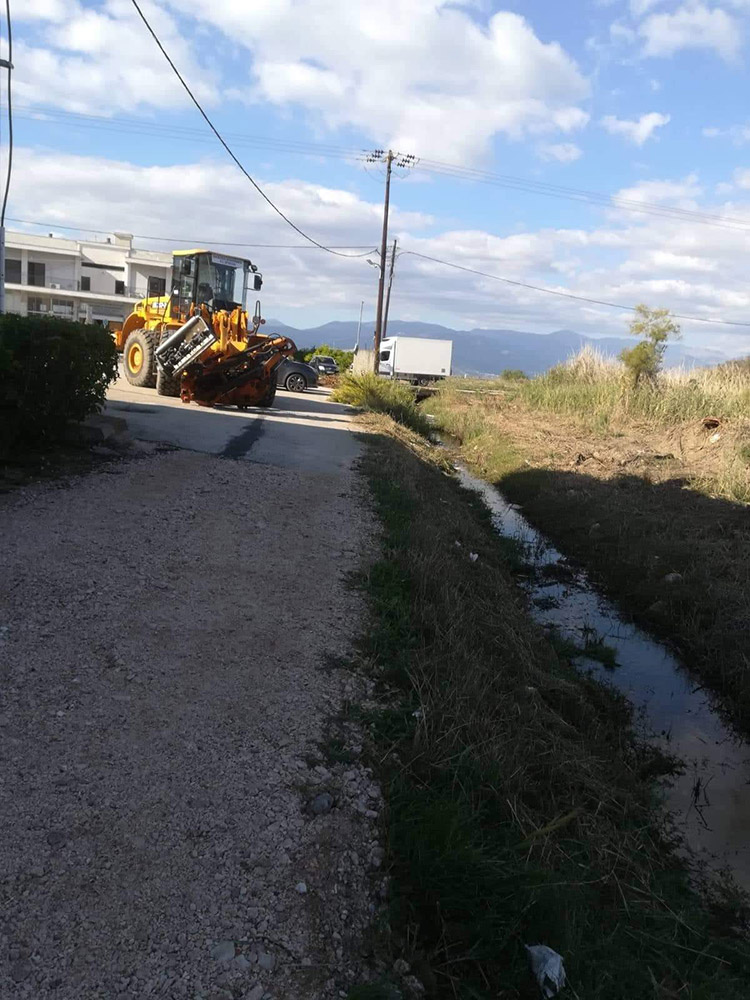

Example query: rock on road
[0,384,381,999]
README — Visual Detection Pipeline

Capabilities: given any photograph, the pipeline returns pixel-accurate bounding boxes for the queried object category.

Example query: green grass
[354,421,750,999]
[435,349,750,441]
[332,372,432,437]
[517,347,750,426]
[549,629,619,670]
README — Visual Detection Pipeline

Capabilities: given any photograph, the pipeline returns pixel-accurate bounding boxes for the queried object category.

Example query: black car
[275,358,319,392]
[308,355,340,376]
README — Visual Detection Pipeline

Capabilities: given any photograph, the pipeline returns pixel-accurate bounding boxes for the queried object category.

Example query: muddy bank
[457,465,750,893]
[427,391,750,735]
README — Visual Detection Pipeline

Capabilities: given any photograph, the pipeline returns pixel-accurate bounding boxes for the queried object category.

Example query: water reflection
[457,467,750,890]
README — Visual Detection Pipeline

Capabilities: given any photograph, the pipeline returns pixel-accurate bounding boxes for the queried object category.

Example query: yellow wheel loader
[113,250,296,408]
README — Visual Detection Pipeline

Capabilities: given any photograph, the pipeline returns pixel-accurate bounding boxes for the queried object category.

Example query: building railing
[9,276,164,298]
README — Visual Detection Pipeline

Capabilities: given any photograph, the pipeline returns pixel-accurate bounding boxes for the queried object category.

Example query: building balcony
[6,280,163,301]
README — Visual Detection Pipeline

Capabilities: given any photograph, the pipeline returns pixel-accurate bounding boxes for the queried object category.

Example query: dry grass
[354,420,750,999]
[518,346,750,432]
[424,358,750,731]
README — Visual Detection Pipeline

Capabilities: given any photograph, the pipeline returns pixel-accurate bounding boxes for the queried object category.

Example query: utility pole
[354,299,364,352]
[365,149,417,372]
[372,149,393,371]
[0,3,13,317]
[382,238,397,342]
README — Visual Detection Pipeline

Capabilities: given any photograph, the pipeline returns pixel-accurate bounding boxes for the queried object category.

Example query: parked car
[308,355,340,376]
[276,358,318,392]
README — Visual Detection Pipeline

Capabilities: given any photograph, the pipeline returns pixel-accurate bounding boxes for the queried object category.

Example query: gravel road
[0,448,380,999]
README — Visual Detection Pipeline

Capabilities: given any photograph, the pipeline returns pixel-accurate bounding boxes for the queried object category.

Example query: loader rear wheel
[156,367,182,398]
[123,329,157,388]
[256,380,277,408]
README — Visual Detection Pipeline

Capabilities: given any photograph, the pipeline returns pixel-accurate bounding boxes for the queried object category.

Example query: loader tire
[156,367,182,398]
[256,379,277,408]
[123,329,157,388]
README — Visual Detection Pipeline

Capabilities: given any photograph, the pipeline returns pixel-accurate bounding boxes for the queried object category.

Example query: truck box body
[379,336,453,383]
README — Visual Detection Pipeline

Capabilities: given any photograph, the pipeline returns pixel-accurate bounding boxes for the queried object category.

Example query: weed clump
[333,372,431,436]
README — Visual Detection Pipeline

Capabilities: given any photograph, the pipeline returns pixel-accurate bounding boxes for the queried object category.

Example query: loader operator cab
[169,250,263,324]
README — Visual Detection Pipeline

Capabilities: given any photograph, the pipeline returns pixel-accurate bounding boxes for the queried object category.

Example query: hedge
[0,314,120,458]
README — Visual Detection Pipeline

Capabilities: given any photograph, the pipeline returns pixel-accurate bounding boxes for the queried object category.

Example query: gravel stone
[0,450,381,999]
[257,951,275,971]
[308,792,335,815]
[210,941,236,963]
[295,882,308,894]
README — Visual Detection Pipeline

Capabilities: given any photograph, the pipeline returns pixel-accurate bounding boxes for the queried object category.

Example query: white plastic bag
[525,944,566,998]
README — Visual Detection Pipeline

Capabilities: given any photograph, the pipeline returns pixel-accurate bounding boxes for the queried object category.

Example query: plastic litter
[525,944,566,998]
[469,552,479,562]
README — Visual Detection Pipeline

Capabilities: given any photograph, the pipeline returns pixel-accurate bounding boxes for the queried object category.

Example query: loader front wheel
[123,329,157,388]
[256,379,277,408]
[156,367,182,398]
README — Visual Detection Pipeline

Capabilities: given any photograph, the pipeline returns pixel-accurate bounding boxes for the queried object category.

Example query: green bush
[332,372,432,436]
[297,342,355,371]
[619,304,681,385]
[0,314,119,457]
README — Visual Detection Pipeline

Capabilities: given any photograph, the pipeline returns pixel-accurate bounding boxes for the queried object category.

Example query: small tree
[619,304,681,385]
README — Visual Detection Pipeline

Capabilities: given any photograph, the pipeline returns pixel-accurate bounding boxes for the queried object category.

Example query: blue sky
[10,0,750,355]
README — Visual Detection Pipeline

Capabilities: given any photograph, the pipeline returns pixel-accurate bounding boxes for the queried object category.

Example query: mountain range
[267,319,729,376]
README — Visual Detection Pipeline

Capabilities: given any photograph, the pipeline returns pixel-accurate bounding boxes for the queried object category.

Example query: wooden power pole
[365,149,416,371]
[382,238,397,343]
[372,149,394,371]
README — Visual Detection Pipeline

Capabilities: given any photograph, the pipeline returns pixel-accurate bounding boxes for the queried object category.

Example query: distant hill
[267,319,727,375]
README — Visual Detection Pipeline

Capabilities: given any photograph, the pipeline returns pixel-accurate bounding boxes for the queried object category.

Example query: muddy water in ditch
[457,466,750,892]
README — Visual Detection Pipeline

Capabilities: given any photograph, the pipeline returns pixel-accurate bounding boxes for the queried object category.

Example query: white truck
[378,336,453,385]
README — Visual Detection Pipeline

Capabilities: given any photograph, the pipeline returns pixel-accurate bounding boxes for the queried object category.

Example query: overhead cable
[400,250,750,328]
[128,0,369,258]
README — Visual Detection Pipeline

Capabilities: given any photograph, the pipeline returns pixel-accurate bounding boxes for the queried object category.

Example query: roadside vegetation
[296,342,355,371]
[352,414,750,999]
[423,335,750,732]
[332,372,431,436]
[518,347,750,435]
[0,314,119,460]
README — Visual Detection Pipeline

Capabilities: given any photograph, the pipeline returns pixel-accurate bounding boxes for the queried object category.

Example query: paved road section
[105,378,361,473]
[1,382,380,999]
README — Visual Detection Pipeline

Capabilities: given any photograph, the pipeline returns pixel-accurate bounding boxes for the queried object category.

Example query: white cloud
[16,1,219,114]
[609,21,637,43]
[614,174,703,205]
[702,122,750,144]
[151,1,591,164]
[8,146,750,353]
[630,0,667,14]
[601,111,670,145]
[734,168,750,188]
[16,1,592,164]
[537,142,583,163]
[639,4,741,61]
[15,0,73,20]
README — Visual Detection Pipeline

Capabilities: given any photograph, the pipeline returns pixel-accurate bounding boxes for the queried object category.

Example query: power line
[15,100,750,235]
[400,250,750,328]
[415,158,750,235]
[1,0,11,227]
[6,216,376,253]
[12,103,364,161]
[128,0,368,259]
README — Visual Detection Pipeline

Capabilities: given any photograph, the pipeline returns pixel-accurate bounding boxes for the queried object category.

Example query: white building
[6,230,173,325]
